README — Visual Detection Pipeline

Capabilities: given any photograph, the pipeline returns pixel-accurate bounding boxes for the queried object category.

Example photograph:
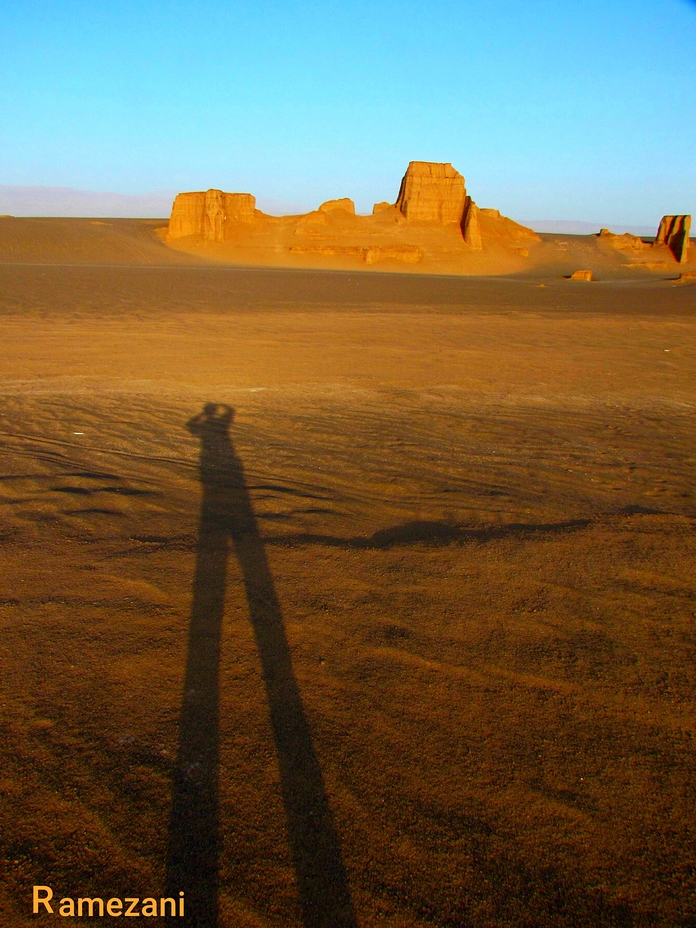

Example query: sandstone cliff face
[202,189,225,242]
[395,162,467,222]
[655,215,691,263]
[462,197,482,249]
[168,189,256,240]
[168,191,206,239]
[223,192,256,223]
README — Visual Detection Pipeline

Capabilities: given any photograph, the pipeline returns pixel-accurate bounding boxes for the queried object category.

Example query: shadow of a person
[166,404,357,928]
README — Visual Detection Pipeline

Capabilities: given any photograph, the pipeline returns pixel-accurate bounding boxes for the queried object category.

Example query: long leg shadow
[166,404,357,928]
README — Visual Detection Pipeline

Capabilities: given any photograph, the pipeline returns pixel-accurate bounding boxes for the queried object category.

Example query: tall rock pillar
[655,215,691,263]
[395,162,467,222]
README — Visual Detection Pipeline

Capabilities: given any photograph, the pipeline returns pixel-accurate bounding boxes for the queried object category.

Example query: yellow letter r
[33,886,54,914]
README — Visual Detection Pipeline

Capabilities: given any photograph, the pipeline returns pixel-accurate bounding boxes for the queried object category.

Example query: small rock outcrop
[570,269,593,281]
[598,228,649,253]
[372,201,392,214]
[295,210,327,228]
[168,189,256,241]
[395,162,467,222]
[654,215,691,263]
[319,198,355,214]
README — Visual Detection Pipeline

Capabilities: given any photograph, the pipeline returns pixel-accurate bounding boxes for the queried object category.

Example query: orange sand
[0,218,695,927]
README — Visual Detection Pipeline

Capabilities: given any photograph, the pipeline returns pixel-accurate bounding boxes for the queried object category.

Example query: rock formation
[462,197,482,249]
[165,162,541,267]
[319,198,355,214]
[570,269,593,281]
[295,210,327,228]
[654,215,691,263]
[598,218,692,264]
[202,188,225,242]
[395,162,467,222]
[167,189,256,241]
[597,228,650,253]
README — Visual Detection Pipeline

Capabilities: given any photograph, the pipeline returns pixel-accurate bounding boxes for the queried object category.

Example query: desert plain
[0,199,695,928]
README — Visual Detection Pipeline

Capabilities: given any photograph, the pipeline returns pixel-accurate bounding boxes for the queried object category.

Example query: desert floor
[0,220,695,927]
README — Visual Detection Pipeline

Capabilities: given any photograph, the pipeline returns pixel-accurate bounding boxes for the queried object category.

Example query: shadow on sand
[165,404,357,928]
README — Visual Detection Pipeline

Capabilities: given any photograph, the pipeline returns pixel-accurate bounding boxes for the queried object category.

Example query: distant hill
[0,185,309,218]
[0,187,663,234]
[0,186,177,218]
[519,219,656,237]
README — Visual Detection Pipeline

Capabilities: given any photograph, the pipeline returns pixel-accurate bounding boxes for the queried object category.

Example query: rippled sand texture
[0,222,695,927]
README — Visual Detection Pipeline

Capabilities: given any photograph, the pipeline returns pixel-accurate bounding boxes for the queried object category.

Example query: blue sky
[0,0,694,222]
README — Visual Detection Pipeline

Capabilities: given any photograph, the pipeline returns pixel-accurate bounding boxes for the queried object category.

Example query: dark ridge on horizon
[518,219,657,236]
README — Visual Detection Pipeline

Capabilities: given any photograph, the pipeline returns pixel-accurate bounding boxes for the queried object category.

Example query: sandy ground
[1,214,694,280]
[0,220,695,927]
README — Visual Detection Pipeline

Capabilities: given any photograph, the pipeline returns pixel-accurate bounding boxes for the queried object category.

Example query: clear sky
[1,0,694,222]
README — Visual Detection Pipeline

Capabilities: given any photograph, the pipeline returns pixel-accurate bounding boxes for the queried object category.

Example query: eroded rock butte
[168,189,256,241]
[164,163,542,270]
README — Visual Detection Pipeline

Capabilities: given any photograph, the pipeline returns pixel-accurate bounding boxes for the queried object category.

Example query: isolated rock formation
[168,189,256,241]
[570,269,593,281]
[395,162,467,222]
[654,215,691,263]
[165,163,541,267]
[319,198,355,214]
